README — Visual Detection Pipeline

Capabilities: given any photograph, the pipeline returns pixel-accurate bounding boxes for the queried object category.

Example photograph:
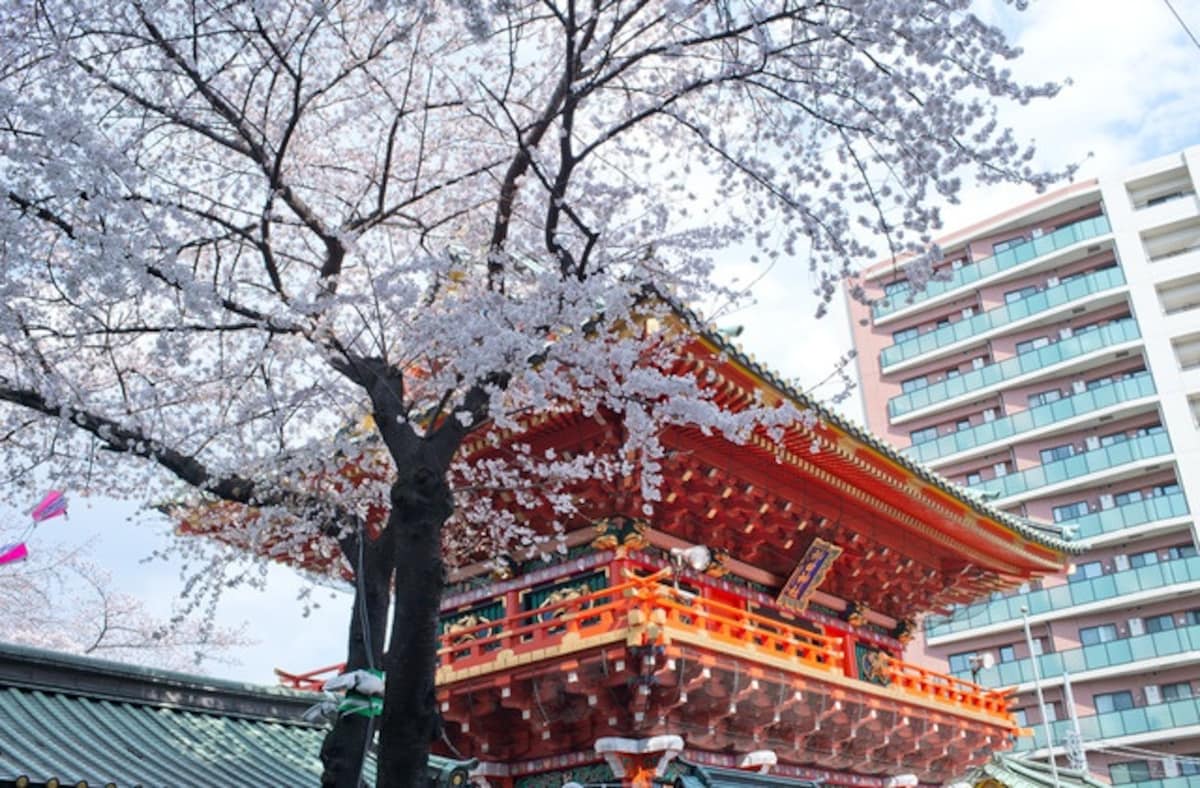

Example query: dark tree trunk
[321,530,394,788]
[375,463,453,787]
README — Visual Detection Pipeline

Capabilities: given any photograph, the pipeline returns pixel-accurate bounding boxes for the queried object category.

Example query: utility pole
[1062,670,1088,773]
[1022,606,1061,786]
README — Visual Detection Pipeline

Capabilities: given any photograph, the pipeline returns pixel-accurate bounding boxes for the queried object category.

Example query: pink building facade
[845,147,1200,786]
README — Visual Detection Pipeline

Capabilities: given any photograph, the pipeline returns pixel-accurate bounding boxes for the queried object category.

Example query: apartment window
[1094,690,1136,713]
[997,644,1016,663]
[965,471,983,486]
[893,326,920,344]
[992,236,1026,254]
[1079,623,1118,645]
[1109,760,1152,783]
[1085,376,1111,391]
[910,426,939,445]
[1135,424,1166,437]
[1182,754,1200,776]
[1100,431,1129,447]
[1040,444,1075,464]
[947,651,974,674]
[1153,482,1182,497]
[993,461,1009,477]
[1144,614,1175,634]
[1114,489,1144,506]
[901,375,928,394]
[1031,636,1048,656]
[1012,708,1029,726]
[1052,501,1090,522]
[884,279,909,296]
[1167,543,1198,560]
[1162,681,1193,701]
[1015,336,1050,355]
[1070,561,1103,583]
[1130,549,1159,569]
[1042,702,1060,723]
[1028,388,1063,407]
[1004,285,1038,303]
[946,367,962,379]
[1188,610,1200,627]
[956,419,971,432]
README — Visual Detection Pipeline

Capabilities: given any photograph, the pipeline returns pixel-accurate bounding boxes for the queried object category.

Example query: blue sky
[13,0,1200,685]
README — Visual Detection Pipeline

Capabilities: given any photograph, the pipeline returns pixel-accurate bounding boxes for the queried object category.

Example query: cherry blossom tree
[0,1,1066,784]
[0,530,251,670]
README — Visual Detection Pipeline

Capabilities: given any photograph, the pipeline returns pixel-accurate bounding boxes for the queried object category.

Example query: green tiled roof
[0,643,472,787]
[964,753,1105,787]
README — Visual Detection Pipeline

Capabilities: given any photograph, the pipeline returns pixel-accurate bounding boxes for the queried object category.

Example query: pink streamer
[31,490,67,522]
[0,542,28,565]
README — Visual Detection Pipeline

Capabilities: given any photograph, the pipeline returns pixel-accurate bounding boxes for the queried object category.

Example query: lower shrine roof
[962,753,1105,788]
[0,643,473,788]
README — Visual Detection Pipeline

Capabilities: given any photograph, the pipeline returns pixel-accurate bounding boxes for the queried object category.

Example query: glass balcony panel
[1069,492,1189,540]
[1114,708,1149,736]
[903,373,1155,463]
[970,432,1173,500]
[1071,579,1098,605]
[873,215,1112,319]
[1146,704,1175,729]
[997,661,1022,685]
[1106,639,1133,664]
[880,267,1126,368]
[1058,650,1084,674]
[888,319,1142,418]
[954,625,1200,685]
[926,557,1200,638]
[1174,700,1200,726]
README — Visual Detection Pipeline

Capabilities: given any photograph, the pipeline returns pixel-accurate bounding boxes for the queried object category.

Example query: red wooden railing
[278,572,1012,726]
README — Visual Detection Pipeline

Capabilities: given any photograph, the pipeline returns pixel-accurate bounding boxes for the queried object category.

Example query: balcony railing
[902,372,1155,464]
[926,555,1200,639]
[437,572,1012,724]
[1069,491,1190,542]
[1014,696,1200,752]
[887,319,1141,420]
[951,623,1200,687]
[968,430,1173,501]
[873,215,1112,320]
[1124,778,1200,788]
[880,266,1126,369]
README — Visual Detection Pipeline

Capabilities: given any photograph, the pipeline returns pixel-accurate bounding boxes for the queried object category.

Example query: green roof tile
[0,644,476,787]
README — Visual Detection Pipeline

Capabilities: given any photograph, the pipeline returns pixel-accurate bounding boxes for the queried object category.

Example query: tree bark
[321,530,394,788]
[375,463,453,787]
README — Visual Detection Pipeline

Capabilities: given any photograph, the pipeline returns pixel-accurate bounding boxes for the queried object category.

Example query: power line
[1162,0,1200,51]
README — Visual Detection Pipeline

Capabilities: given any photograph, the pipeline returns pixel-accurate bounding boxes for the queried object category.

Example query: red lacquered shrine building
[264,321,1075,788]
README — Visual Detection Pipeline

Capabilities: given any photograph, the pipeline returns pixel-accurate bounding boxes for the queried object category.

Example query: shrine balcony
[435,572,1013,730]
